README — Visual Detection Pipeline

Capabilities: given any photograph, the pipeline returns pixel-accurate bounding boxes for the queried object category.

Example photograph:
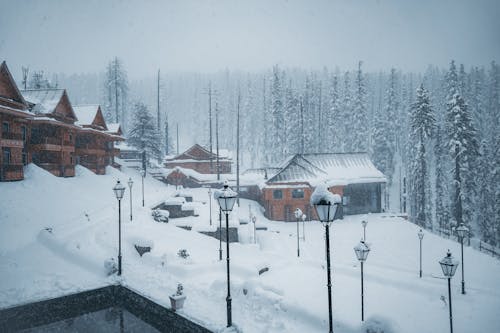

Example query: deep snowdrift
[1,164,499,332]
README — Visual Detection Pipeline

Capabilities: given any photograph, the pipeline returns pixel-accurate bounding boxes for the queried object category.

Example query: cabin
[165,144,232,174]
[261,153,386,221]
[21,89,79,177]
[74,105,123,174]
[0,61,32,181]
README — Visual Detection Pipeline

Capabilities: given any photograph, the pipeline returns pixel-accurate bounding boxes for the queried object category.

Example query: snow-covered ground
[1,164,499,333]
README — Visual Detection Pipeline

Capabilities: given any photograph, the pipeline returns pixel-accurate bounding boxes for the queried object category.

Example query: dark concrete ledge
[0,285,212,333]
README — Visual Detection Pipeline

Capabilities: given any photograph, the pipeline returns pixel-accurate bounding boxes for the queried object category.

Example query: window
[2,122,9,133]
[273,189,283,199]
[22,149,28,165]
[21,126,27,142]
[292,189,304,199]
[70,153,74,165]
[69,133,73,142]
[2,148,11,164]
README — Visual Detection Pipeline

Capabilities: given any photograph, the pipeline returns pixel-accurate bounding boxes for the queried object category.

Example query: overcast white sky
[1,0,499,78]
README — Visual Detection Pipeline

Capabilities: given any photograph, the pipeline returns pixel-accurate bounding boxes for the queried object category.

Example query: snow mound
[310,183,341,205]
[361,315,398,333]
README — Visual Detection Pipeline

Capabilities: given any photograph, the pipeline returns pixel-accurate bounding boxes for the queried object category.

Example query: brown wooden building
[165,144,232,174]
[262,153,386,221]
[74,105,122,174]
[0,61,32,181]
[21,89,79,177]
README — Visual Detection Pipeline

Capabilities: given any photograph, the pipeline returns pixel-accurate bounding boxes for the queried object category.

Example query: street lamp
[302,214,306,241]
[140,169,146,207]
[208,188,212,226]
[113,180,126,276]
[455,223,469,294]
[418,229,424,278]
[311,185,341,333]
[127,178,133,221]
[252,215,257,244]
[439,250,459,333]
[294,208,303,257]
[361,219,368,241]
[214,183,238,328]
[354,240,370,321]
[219,207,222,261]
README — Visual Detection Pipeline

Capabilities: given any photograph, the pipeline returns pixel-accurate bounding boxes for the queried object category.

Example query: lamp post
[127,178,133,221]
[214,183,238,328]
[455,223,469,294]
[361,219,368,241]
[140,169,146,207]
[252,215,257,244]
[113,180,126,276]
[294,208,303,257]
[418,229,424,278]
[302,214,306,241]
[312,186,341,333]
[439,250,459,333]
[219,207,222,261]
[208,188,212,226]
[354,240,370,321]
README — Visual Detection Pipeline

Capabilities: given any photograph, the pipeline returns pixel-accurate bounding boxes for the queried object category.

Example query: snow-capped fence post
[311,184,341,333]
[214,183,238,328]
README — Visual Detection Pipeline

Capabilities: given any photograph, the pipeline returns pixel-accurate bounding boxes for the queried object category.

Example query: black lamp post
[113,180,126,276]
[455,223,469,294]
[354,240,370,321]
[252,215,257,244]
[302,214,306,241]
[127,178,133,221]
[294,208,303,257]
[439,250,459,333]
[208,188,212,226]
[140,169,146,207]
[219,207,222,261]
[361,219,368,241]
[215,184,238,328]
[418,229,424,278]
[312,186,341,333]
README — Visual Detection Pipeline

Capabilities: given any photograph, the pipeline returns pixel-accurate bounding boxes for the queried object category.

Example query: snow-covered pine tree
[327,74,341,149]
[445,92,479,231]
[341,71,353,152]
[103,57,129,131]
[409,84,436,227]
[284,82,300,155]
[128,102,162,163]
[352,61,368,152]
[271,65,285,163]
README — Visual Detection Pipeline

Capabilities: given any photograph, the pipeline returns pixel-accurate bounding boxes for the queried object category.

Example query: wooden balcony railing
[30,137,61,145]
[1,132,23,140]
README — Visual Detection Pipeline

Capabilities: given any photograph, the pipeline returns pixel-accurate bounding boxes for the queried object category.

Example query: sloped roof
[73,104,107,130]
[0,61,28,108]
[21,89,65,114]
[107,123,122,134]
[267,153,386,186]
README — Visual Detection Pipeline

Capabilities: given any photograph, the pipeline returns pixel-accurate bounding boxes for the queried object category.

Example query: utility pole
[157,69,161,131]
[236,91,241,206]
[22,67,29,90]
[300,98,304,154]
[114,57,119,124]
[208,82,213,172]
[176,123,179,155]
[216,102,220,181]
[317,81,322,153]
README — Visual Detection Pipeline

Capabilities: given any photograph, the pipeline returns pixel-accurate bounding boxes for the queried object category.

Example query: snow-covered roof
[267,153,386,187]
[73,104,99,126]
[106,123,121,134]
[21,89,65,115]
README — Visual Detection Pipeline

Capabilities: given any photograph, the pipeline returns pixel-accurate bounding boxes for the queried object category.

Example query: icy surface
[1,163,499,332]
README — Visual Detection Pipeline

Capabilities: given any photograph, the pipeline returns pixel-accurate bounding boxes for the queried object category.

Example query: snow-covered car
[152,209,169,223]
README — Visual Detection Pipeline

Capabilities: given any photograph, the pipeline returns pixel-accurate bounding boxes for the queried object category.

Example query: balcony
[0,164,24,181]
[2,132,23,140]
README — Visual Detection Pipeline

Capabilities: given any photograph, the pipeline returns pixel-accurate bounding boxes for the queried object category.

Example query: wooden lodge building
[74,105,122,174]
[0,61,123,181]
[165,144,232,174]
[261,153,387,221]
[0,61,32,181]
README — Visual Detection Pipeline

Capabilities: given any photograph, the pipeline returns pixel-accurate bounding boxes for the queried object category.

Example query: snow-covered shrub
[177,249,190,259]
[310,183,341,206]
[361,316,396,333]
[175,283,184,296]
[152,209,169,222]
[104,258,118,276]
